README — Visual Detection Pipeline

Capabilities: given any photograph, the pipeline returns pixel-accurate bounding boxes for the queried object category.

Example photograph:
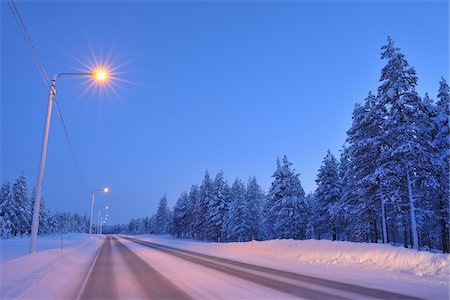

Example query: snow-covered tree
[315,151,341,241]
[433,78,450,252]
[246,176,266,240]
[0,182,14,237]
[378,37,435,250]
[189,184,200,239]
[172,192,192,238]
[265,156,307,240]
[195,171,213,240]
[155,195,170,234]
[207,171,230,242]
[225,179,252,242]
[304,193,319,239]
[342,92,386,243]
[12,176,31,236]
[33,190,51,235]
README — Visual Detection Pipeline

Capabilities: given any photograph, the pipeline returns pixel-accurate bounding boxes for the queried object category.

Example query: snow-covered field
[0,234,104,299]
[131,234,450,299]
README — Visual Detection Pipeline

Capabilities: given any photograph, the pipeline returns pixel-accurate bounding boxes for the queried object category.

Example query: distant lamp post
[98,204,109,234]
[89,187,109,236]
[30,69,110,254]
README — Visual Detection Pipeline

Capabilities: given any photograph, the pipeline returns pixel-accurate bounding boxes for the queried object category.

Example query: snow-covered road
[116,235,419,299]
[2,234,448,299]
[79,235,190,299]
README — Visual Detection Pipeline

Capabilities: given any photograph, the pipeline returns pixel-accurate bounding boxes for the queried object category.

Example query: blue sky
[2,1,448,224]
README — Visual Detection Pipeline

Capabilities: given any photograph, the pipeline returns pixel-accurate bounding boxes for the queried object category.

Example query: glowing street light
[30,70,111,253]
[93,69,108,81]
[98,204,109,234]
[89,187,109,236]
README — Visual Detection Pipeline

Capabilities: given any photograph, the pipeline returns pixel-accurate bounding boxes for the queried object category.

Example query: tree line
[0,175,90,237]
[118,37,449,252]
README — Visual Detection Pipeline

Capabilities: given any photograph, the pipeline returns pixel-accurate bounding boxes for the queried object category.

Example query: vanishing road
[77,235,420,300]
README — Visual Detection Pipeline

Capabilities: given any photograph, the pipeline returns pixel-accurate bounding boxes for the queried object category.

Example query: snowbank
[217,239,450,278]
[137,235,449,278]
[0,234,104,299]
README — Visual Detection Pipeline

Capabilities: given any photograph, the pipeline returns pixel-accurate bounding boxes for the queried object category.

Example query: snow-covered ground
[0,234,104,299]
[1,234,448,299]
[130,234,449,299]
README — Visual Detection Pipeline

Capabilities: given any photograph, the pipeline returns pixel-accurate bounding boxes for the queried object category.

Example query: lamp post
[89,187,109,235]
[98,204,108,234]
[30,70,109,253]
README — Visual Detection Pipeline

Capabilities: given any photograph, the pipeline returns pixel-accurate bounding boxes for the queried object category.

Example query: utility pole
[30,78,56,253]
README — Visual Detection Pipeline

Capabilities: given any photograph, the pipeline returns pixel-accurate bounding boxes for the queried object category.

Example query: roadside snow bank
[0,234,103,299]
[138,235,449,278]
[219,239,450,278]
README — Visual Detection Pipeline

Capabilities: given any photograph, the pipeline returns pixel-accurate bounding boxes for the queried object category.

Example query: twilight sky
[1,1,448,224]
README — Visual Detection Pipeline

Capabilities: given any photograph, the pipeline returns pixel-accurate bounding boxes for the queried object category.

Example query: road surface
[78,236,190,299]
[78,235,420,299]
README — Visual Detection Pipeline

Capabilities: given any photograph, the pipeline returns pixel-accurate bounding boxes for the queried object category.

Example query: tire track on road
[123,236,421,300]
[122,236,346,299]
[79,235,191,300]
[79,236,117,299]
[111,236,191,299]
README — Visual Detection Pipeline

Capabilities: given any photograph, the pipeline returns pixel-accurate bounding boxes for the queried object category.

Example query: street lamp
[89,187,109,235]
[98,204,108,234]
[30,69,110,253]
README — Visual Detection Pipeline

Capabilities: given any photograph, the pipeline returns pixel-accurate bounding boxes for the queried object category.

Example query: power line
[53,98,92,191]
[7,0,50,87]
[7,0,92,192]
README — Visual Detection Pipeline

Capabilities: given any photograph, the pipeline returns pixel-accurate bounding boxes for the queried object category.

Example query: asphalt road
[78,235,421,300]
[122,236,421,300]
[78,236,191,300]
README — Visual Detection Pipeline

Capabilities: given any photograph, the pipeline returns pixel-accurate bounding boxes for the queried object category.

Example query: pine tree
[0,182,14,237]
[226,179,252,242]
[343,92,386,243]
[266,156,307,240]
[246,176,266,240]
[196,171,213,240]
[315,151,341,241]
[189,184,200,239]
[172,192,191,238]
[207,171,230,242]
[433,78,450,252]
[155,195,170,234]
[304,193,318,239]
[12,176,31,236]
[378,37,435,250]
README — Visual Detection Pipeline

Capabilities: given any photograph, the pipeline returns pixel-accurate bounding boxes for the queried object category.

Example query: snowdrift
[142,235,450,278]
[218,239,450,278]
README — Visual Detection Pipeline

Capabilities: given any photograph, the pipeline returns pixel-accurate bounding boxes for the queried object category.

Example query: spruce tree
[12,176,31,236]
[189,184,200,239]
[246,176,266,240]
[155,195,170,234]
[196,171,213,240]
[0,182,14,237]
[266,156,307,240]
[433,78,450,252]
[378,37,435,250]
[343,92,386,243]
[226,178,252,242]
[207,171,230,242]
[315,151,341,241]
[172,192,190,238]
